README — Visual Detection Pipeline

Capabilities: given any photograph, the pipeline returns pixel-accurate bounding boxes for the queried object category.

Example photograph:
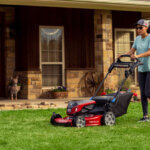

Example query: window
[39,26,65,87]
[114,28,137,84]
[115,29,135,59]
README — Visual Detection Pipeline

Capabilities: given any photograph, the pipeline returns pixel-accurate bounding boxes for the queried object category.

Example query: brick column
[94,10,118,91]
[16,71,42,99]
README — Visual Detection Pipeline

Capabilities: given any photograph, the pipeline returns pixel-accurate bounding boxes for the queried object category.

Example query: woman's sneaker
[138,116,150,122]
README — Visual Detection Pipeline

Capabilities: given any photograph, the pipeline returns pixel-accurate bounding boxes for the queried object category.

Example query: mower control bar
[112,55,143,101]
[113,62,133,68]
[108,55,143,73]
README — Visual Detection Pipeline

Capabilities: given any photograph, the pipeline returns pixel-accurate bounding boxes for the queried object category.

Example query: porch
[0,97,90,110]
[0,5,149,100]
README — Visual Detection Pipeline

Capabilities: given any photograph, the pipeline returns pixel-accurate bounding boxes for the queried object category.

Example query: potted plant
[52,86,68,99]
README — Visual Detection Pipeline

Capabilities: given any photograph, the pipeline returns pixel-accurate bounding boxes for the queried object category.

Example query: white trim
[39,26,65,88]
[1,0,150,12]
[41,62,63,65]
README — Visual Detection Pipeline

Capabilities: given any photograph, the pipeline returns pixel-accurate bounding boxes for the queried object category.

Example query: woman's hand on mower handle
[131,54,138,59]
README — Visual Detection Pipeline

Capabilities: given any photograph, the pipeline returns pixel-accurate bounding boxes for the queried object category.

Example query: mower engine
[67,100,95,115]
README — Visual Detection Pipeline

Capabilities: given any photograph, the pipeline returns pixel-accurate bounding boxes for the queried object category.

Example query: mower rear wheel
[75,116,86,128]
[102,111,115,126]
[50,112,62,125]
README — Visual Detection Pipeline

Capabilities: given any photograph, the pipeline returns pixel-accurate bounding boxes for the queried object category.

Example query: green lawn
[0,102,150,150]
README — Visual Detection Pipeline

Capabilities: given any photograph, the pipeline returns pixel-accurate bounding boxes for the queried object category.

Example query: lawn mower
[50,55,143,127]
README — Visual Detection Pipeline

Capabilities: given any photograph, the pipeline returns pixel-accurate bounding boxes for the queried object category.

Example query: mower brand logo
[89,120,99,123]
[56,119,68,123]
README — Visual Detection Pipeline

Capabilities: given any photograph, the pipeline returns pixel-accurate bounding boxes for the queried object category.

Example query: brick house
[0,0,150,99]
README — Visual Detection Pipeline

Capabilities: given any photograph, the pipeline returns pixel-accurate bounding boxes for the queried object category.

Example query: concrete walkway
[0,97,90,110]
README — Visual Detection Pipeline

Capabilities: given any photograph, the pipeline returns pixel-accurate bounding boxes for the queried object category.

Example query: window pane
[42,64,62,86]
[116,31,133,61]
[49,51,62,62]
[130,32,134,42]
[42,51,48,62]
[40,28,62,62]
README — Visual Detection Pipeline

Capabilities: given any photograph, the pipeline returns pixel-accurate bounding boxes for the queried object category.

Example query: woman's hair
[145,20,150,33]
[147,25,150,33]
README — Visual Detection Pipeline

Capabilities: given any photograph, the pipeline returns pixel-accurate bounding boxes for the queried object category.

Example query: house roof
[1,0,150,12]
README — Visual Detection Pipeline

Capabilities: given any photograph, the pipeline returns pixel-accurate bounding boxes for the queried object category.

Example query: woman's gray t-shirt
[132,34,150,72]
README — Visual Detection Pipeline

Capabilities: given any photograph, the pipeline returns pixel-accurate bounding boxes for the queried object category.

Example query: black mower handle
[117,54,140,63]
[119,54,131,58]
[108,54,143,73]
[93,54,143,99]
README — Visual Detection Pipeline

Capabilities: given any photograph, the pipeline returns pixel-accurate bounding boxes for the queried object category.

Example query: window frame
[39,26,65,89]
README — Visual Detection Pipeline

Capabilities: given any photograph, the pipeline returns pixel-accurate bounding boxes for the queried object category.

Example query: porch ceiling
[1,0,150,12]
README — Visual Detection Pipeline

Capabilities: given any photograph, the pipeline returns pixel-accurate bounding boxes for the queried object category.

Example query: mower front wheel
[102,111,115,126]
[50,112,62,125]
[75,116,86,128]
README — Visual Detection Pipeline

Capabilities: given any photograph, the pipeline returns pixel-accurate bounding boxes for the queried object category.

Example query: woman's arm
[118,48,136,58]
[131,48,150,59]
[125,48,136,55]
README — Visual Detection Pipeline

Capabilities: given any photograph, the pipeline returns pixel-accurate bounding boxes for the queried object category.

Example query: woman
[125,19,150,122]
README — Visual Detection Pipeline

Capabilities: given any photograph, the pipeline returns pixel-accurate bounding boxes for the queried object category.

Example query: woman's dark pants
[138,72,150,116]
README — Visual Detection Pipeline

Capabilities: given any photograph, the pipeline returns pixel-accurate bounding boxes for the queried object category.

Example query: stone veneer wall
[94,10,103,78]
[16,71,42,99]
[66,70,92,98]
[66,10,118,98]
[94,10,118,91]
[0,7,16,97]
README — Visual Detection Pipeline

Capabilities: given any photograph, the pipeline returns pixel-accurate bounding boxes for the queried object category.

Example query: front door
[0,13,5,98]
